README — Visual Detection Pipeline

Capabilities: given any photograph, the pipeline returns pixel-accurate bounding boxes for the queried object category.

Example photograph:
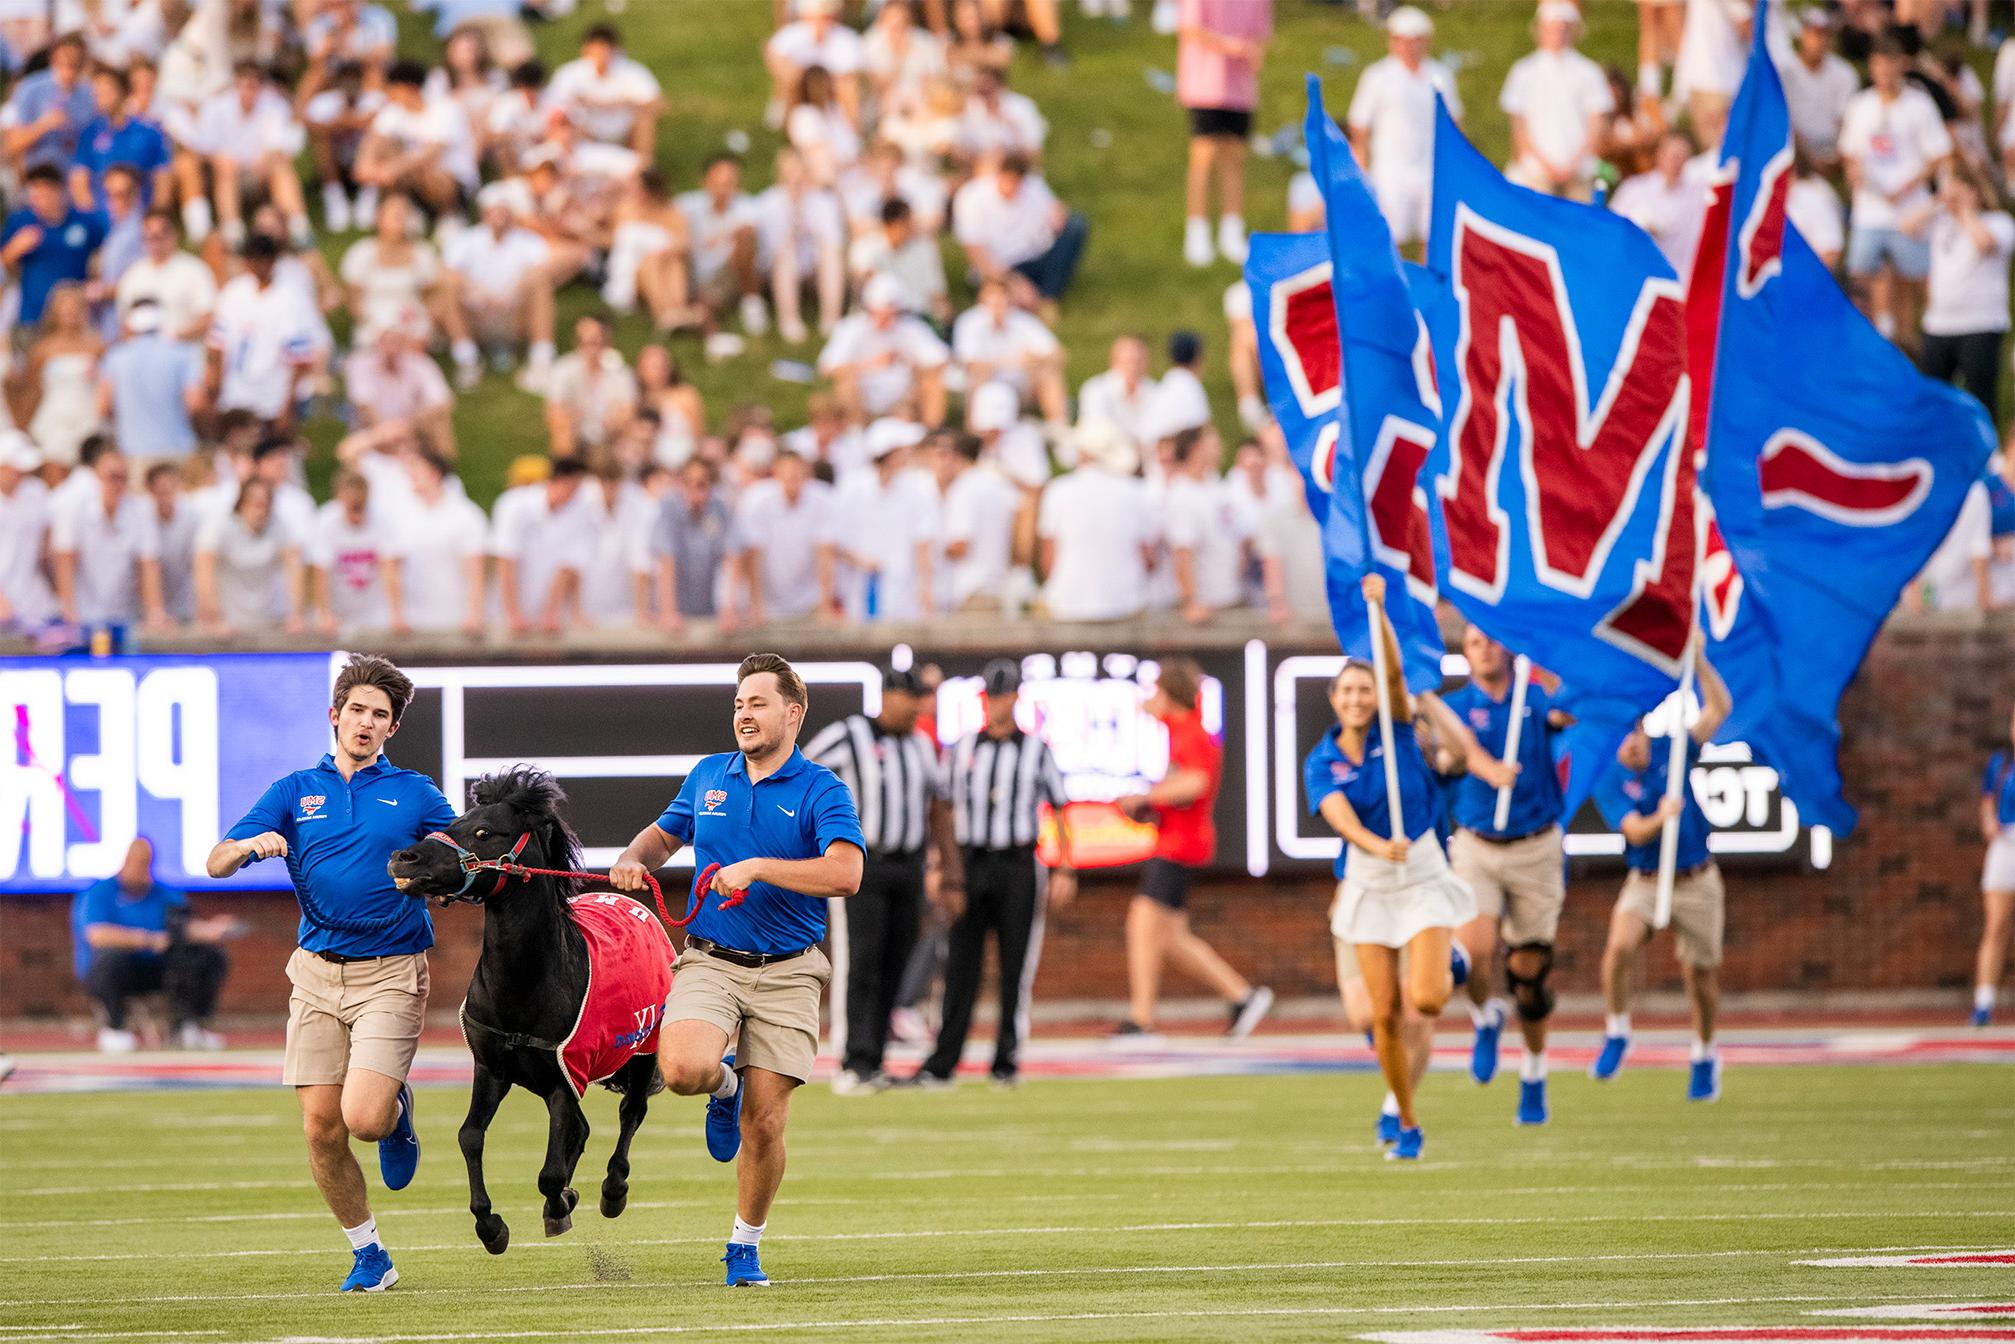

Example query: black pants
[84,944,228,1030]
[1919,330,2004,419]
[836,851,925,1076]
[923,846,1044,1080]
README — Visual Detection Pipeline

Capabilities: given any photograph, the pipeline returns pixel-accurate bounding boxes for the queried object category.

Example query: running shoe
[1469,1006,1503,1085]
[722,1243,769,1287]
[378,1083,419,1191]
[831,1069,886,1097]
[1385,1126,1424,1161]
[1590,1033,1630,1081]
[1450,940,1471,987]
[1969,1005,1992,1028]
[1687,1055,1721,1102]
[1516,1077,1549,1126]
[890,1069,952,1089]
[339,1244,397,1292]
[1227,986,1275,1039]
[705,1053,742,1162]
[1374,1110,1401,1146]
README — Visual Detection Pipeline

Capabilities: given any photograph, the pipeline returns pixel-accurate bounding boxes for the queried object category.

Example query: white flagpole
[1652,646,1697,931]
[1493,654,1532,832]
[1367,596,1406,843]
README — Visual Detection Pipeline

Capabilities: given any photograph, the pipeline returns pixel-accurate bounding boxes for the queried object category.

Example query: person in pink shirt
[1177,0,1271,269]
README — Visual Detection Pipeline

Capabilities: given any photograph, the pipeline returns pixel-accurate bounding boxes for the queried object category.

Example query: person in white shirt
[1611,129,1711,276]
[193,476,302,636]
[543,314,638,458]
[440,185,558,390]
[546,22,662,158]
[578,469,656,628]
[1909,477,1995,612]
[819,272,950,426]
[1347,6,1463,249]
[1499,3,1615,201]
[766,0,864,129]
[241,437,319,544]
[302,59,388,233]
[142,460,199,625]
[863,0,946,123]
[189,61,311,248]
[1840,35,1954,354]
[1038,419,1156,622]
[1146,330,1212,446]
[953,66,1048,166]
[1777,8,1860,172]
[827,421,939,622]
[204,235,333,429]
[1912,164,2013,419]
[968,378,1055,490]
[786,64,862,189]
[304,0,397,79]
[306,469,395,634]
[1786,149,1846,271]
[1078,335,1159,449]
[356,61,478,221]
[847,196,949,324]
[490,457,596,636]
[731,446,835,624]
[390,445,487,636]
[115,210,217,341]
[1672,0,1752,154]
[950,153,1087,304]
[952,277,1066,425]
[757,147,847,345]
[1162,425,1248,623]
[51,443,166,630]
[0,435,58,632]
[935,429,1024,614]
[676,153,769,354]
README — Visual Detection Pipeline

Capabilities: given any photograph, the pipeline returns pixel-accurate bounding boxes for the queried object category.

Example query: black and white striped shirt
[803,714,945,856]
[947,729,1070,851]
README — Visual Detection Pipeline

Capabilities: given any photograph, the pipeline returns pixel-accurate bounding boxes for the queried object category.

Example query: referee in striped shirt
[905,659,1076,1087]
[804,666,956,1094]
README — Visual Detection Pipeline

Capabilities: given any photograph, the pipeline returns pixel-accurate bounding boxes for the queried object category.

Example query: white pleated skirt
[1329,836,1476,949]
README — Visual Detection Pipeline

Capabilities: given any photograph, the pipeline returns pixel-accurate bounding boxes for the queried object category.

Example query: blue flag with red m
[1691,15,1996,834]
[1418,100,1697,815]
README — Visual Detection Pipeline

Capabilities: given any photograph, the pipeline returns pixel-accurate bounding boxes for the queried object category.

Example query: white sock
[711,1065,740,1101]
[182,196,213,242]
[1637,62,1662,97]
[342,1217,379,1251]
[1379,1091,1399,1117]
[1520,1049,1548,1082]
[1466,998,1489,1027]
[1605,1012,1631,1038]
[452,339,478,368]
[1488,997,1508,1027]
[1976,985,1997,1011]
[321,181,348,211]
[1690,1035,1714,1063]
[729,1216,765,1246]
[528,339,556,365]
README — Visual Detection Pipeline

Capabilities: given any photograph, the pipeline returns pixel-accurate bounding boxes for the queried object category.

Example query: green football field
[2,1063,2011,1342]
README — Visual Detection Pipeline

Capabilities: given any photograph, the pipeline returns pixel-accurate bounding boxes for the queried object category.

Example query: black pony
[387,767,661,1254]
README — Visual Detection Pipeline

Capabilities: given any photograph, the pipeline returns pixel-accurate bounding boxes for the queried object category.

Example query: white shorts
[1330,837,1475,949]
[1986,832,2015,892]
[1371,170,1432,247]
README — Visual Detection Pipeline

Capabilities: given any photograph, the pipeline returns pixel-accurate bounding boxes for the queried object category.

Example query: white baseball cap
[1536,1,1582,26]
[0,430,42,473]
[861,272,906,313]
[866,416,925,460]
[124,300,162,335]
[1073,418,1140,475]
[969,380,1020,434]
[1387,5,1433,39]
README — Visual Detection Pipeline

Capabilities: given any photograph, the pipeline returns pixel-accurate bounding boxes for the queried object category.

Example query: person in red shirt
[1114,657,1273,1039]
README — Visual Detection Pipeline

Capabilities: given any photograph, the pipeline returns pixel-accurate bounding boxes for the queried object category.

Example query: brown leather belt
[685,936,814,969]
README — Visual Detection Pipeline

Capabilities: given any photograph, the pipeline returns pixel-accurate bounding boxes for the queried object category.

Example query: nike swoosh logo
[777,806,796,817]
[378,799,399,806]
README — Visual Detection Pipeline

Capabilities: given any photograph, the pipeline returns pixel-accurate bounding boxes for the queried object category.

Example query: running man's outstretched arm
[608,822,680,892]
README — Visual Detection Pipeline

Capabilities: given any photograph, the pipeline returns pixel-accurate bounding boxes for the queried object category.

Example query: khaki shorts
[1617,864,1726,969]
[284,949,429,1087]
[665,943,831,1085]
[1450,826,1566,945]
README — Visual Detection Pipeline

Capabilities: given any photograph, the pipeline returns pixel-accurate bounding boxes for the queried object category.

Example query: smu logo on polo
[701,789,728,813]
[298,794,327,819]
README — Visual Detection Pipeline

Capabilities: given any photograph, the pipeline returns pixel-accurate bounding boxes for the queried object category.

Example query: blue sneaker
[1516,1077,1549,1126]
[1385,1126,1424,1161]
[378,1083,419,1191]
[722,1242,769,1287]
[339,1243,397,1292]
[1687,1055,1721,1102]
[1374,1110,1401,1146]
[705,1053,742,1163]
[1590,1033,1629,1081]
[1470,1008,1502,1085]
[1970,1005,1992,1028]
[1450,940,1471,987]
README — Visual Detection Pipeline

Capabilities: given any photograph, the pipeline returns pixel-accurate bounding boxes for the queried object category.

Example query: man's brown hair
[737,653,808,713]
[1156,657,1205,712]
[332,654,416,724]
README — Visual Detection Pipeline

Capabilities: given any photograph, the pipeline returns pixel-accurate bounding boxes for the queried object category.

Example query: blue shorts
[1846,225,1930,280]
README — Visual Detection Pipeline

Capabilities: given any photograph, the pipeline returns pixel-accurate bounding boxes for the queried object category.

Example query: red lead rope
[470,862,748,931]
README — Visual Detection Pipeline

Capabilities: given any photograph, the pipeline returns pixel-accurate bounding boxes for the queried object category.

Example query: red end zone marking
[1363,1329,2015,1344]
[1910,1258,2015,1267]
[1798,1252,2015,1269]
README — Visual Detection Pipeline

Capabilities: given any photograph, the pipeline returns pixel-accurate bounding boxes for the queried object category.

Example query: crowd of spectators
[0,0,2009,646]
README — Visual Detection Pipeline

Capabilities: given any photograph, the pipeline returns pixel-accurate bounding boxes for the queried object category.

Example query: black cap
[883,666,925,696]
[981,659,1021,696]
[242,233,282,261]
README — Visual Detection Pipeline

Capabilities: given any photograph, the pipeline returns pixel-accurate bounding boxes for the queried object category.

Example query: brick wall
[6,617,2007,1020]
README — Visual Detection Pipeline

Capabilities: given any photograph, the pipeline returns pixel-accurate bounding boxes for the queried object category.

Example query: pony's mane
[469,766,585,880]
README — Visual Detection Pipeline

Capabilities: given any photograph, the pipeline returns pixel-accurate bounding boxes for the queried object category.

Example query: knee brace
[1505,941,1556,1022]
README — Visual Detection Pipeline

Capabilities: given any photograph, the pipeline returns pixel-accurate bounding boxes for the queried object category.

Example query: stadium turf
[2,1063,2010,1342]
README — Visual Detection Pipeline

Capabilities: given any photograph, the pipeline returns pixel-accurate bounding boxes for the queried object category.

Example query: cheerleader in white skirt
[1306,576,1514,1160]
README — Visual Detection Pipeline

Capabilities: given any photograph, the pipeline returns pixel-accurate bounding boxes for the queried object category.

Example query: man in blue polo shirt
[611,652,864,1289]
[206,653,457,1294]
[68,64,173,209]
[2,164,109,326]
[1592,647,1732,1103]
[1443,626,1574,1124]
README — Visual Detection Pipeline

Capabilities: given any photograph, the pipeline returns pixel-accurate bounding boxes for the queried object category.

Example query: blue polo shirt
[73,115,171,205]
[1443,680,1565,837]
[1,70,95,169]
[655,748,864,955]
[2,205,108,325]
[225,753,459,958]
[71,879,185,980]
[1304,724,1444,878]
[1596,739,1711,873]
[1985,752,2015,828]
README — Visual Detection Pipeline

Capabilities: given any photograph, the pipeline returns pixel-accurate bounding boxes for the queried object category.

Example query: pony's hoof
[543,1213,573,1238]
[600,1187,627,1219]
[476,1219,510,1255]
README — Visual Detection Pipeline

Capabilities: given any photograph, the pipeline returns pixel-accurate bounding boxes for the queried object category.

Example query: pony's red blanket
[558,892,676,1098]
